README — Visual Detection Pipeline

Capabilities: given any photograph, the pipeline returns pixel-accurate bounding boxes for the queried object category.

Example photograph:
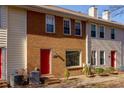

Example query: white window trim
[99,25,105,38]
[75,20,82,37]
[66,50,82,69]
[100,51,105,65]
[45,14,55,33]
[90,23,97,38]
[63,18,71,35]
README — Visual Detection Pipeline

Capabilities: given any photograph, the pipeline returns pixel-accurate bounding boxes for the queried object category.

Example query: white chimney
[102,10,110,20]
[88,6,98,18]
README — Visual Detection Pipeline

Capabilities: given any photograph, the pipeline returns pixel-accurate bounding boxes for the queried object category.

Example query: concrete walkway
[44,74,124,88]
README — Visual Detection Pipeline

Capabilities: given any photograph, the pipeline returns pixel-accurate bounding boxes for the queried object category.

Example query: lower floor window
[66,51,81,67]
[100,51,105,65]
[91,51,97,65]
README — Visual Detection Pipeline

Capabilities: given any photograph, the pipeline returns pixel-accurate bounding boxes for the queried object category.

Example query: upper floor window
[100,51,105,65]
[75,21,81,36]
[111,28,115,39]
[99,26,105,38]
[46,15,55,33]
[64,18,71,35]
[91,24,97,37]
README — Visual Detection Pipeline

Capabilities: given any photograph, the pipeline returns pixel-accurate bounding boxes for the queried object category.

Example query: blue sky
[58,5,124,24]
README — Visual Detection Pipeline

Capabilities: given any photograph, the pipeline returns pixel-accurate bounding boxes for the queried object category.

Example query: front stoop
[0,80,8,88]
[41,74,61,85]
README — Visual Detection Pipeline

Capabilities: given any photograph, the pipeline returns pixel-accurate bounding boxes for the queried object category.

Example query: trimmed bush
[95,67,104,75]
[104,67,115,73]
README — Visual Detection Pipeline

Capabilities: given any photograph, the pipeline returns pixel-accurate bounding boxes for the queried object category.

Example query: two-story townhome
[0,5,124,81]
[86,6,124,68]
[0,5,87,81]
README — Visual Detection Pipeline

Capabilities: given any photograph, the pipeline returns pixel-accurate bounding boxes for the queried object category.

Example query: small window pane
[46,15,55,33]
[91,24,96,37]
[75,22,81,36]
[100,51,105,65]
[99,26,104,38]
[111,28,115,39]
[66,51,81,67]
[64,19,70,35]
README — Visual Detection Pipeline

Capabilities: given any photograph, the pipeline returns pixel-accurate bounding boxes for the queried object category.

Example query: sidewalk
[44,74,124,88]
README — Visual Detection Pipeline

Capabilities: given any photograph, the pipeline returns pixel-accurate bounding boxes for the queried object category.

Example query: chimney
[88,6,98,18]
[102,10,110,20]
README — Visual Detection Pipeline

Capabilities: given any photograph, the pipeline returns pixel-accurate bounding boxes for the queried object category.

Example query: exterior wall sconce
[53,51,59,58]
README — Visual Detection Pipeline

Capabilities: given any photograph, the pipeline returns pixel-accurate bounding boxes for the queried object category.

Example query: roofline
[13,5,124,29]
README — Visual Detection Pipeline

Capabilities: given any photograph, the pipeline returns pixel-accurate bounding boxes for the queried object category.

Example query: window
[91,51,97,65]
[99,26,105,38]
[46,15,55,33]
[75,21,81,36]
[91,24,97,37]
[66,51,81,67]
[0,6,1,28]
[111,28,115,39]
[100,51,105,65]
[64,19,71,35]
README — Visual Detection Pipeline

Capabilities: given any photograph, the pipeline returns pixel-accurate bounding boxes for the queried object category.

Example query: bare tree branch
[109,5,124,17]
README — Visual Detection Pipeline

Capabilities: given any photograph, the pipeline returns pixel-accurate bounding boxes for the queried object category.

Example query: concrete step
[0,80,8,88]
[41,75,61,85]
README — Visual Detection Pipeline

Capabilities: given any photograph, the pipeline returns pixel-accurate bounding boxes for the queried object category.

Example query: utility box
[30,71,40,84]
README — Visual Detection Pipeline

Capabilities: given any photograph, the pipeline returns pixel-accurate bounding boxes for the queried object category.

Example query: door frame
[111,50,116,68]
[40,48,52,75]
[0,48,2,80]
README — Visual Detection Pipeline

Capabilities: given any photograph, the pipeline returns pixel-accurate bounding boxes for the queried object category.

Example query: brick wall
[27,10,86,78]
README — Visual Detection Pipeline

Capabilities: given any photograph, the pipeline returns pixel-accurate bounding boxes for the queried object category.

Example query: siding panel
[7,7,27,78]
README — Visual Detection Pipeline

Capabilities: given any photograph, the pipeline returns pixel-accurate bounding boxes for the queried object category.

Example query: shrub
[104,67,115,73]
[64,69,70,80]
[82,64,93,76]
[95,67,104,75]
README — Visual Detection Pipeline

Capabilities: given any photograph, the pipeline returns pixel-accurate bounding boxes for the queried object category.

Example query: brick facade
[27,10,86,78]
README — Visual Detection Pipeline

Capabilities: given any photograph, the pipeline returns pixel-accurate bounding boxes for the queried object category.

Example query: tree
[109,5,124,17]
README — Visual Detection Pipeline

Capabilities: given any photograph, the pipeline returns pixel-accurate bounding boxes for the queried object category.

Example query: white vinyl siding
[7,7,27,78]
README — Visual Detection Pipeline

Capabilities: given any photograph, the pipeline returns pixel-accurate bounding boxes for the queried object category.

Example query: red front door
[111,51,116,67]
[0,48,2,79]
[40,49,50,74]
